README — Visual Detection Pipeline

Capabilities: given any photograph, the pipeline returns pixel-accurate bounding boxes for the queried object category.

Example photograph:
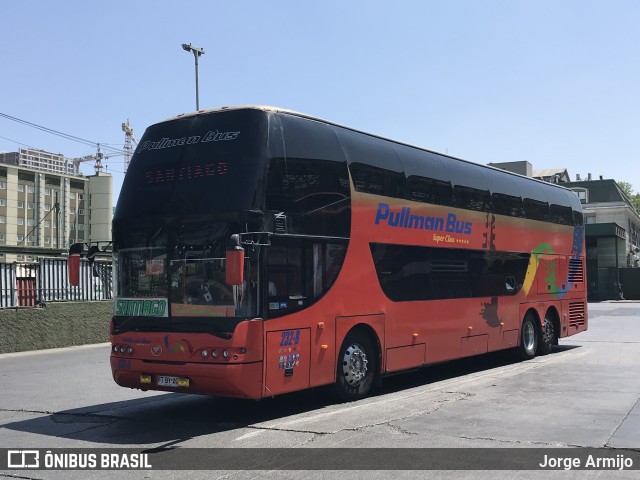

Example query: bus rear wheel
[333,330,377,402]
[538,314,556,356]
[517,314,539,360]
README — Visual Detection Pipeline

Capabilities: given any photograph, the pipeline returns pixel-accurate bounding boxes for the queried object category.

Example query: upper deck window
[265,157,351,237]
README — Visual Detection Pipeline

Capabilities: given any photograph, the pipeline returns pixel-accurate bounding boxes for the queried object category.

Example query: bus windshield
[114,221,259,329]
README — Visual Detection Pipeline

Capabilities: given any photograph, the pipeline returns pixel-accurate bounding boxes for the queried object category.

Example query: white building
[19,147,79,175]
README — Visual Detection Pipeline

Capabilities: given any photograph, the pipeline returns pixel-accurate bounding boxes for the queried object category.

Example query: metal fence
[0,263,17,308]
[0,259,112,308]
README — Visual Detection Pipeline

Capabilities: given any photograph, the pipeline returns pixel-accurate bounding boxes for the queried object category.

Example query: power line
[0,112,126,155]
[0,135,38,150]
[0,112,97,148]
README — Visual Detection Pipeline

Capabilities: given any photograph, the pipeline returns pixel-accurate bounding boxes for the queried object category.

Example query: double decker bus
[105,106,587,401]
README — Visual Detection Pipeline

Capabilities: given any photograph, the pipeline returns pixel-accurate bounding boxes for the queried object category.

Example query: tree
[617,182,640,213]
[618,182,633,198]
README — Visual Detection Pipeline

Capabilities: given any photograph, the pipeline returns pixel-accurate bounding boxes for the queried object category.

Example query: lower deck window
[370,243,530,302]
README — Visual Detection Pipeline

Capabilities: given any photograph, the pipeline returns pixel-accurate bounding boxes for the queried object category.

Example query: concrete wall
[0,301,111,354]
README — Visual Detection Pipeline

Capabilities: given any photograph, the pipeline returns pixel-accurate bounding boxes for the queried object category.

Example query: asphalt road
[1,302,639,479]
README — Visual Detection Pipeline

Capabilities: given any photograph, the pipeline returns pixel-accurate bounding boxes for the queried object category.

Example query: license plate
[157,375,179,387]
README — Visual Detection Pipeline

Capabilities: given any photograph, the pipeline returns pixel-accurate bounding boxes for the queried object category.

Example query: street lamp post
[181,43,205,111]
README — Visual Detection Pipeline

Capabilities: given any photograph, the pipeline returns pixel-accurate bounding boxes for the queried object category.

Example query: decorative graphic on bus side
[522,226,584,299]
[482,213,496,250]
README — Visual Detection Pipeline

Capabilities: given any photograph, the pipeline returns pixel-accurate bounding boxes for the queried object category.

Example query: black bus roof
[154,105,582,214]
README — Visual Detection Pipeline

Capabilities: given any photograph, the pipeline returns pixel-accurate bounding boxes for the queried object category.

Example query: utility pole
[182,43,205,111]
[54,191,60,249]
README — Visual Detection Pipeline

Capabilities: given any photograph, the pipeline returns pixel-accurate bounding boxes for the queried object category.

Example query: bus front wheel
[517,314,539,360]
[333,330,377,401]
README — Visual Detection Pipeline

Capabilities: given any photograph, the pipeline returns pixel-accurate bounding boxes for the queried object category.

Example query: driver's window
[267,239,346,318]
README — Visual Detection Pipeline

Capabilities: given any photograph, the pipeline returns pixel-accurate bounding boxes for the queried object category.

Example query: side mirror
[87,245,99,262]
[225,234,245,285]
[69,243,83,255]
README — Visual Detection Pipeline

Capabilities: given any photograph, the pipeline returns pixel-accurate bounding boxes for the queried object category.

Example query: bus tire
[538,314,556,356]
[333,329,377,402]
[517,313,538,360]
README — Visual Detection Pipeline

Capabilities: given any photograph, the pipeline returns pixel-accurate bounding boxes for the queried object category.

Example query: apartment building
[0,150,112,262]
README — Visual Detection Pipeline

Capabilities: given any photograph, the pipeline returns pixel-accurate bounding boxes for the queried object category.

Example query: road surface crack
[344,391,474,435]
[244,425,331,435]
[0,475,47,480]
[605,396,640,447]
[453,434,584,448]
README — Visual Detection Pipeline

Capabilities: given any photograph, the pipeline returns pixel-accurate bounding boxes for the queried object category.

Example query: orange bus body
[110,106,587,399]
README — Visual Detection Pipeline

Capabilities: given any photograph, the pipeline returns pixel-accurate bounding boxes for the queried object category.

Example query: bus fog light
[112,345,119,353]
[222,350,229,358]
[119,346,126,353]
[211,350,218,358]
[126,346,133,354]
[201,349,208,358]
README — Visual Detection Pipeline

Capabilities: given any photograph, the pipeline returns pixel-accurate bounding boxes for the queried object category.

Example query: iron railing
[0,259,112,308]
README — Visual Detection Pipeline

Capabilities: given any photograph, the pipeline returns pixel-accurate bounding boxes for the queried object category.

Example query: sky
[2,0,640,205]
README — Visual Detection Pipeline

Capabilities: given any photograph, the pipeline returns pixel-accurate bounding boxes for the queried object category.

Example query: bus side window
[267,240,347,318]
[267,246,289,299]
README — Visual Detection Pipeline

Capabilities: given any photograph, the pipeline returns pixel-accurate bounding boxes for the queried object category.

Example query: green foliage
[618,181,634,198]
[618,182,640,213]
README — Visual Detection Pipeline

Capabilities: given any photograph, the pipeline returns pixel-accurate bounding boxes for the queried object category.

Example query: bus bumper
[111,357,264,399]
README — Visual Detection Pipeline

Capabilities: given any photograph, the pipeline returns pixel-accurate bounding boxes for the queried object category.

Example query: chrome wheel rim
[342,343,368,386]
[523,322,536,353]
